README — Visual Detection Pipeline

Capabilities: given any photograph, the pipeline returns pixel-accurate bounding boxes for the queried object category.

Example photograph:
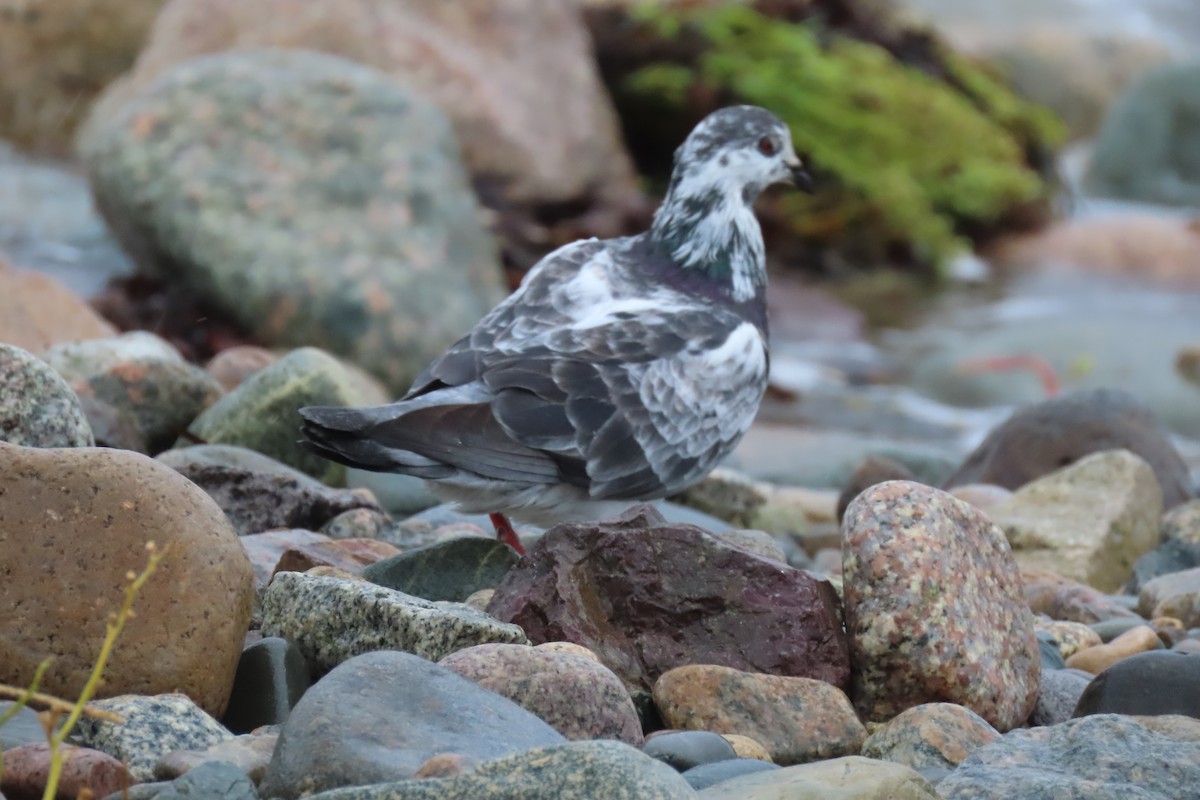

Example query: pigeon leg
[489,513,525,555]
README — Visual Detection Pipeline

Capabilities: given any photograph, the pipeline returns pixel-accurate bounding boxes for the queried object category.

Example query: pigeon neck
[650,173,766,303]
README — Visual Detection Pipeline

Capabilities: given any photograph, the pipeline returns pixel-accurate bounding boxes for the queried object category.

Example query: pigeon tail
[298,405,453,478]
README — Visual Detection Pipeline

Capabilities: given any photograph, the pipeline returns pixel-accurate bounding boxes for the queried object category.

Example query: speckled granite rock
[1073,651,1200,718]
[1065,625,1161,674]
[183,347,388,484]
[936,714,1200,799]
[842,481,1040,731]
[0,743,132,800]
[363,537,520,602]
[1033,617,1103,659]
[221,636,310,734]
[157,444,382,534]
[41,332,222,453]
[986,450,1163,592]
[860,703,999,770]
[942,389,1193,509]
[259,650,565,798]
[1162,499,1200,544]
[653,664,865,765]
[1139,567,1200,627]
[696,756,937,800]
[76,694,233,782]
[0,443,254,716]
[83,49,505,395]
[487,506,849,707]
[0,344,92,447]
[1031,668,1091,726]
[260,572,528,672]
[438,643,641,744]
[1023,568,1140,624]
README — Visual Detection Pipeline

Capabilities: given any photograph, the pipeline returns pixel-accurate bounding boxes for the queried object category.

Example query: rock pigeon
[300,106,811,553]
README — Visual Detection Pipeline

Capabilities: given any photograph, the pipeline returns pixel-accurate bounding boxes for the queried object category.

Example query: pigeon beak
[788,162,814,193]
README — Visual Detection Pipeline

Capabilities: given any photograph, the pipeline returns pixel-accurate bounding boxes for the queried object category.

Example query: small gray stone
[643,730,737,772]
[1128,539,1200,594]
[0,701,46,750]
[683,758,780,791]
[1031,669,1091,727]
[696,756,937,799]
[221,636,310,734]
[0,343,92,447]
[260,572,528,673]
[76,694,233,781]
[141,761,257,800]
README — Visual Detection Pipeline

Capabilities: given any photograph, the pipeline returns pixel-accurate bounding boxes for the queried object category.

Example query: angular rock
[41,332,223,453]
[154,730,277,783]
[438,643,641,744]
[695,756,937,800]
[1073,651,1200,719]
[643,730,737,772]
[83,49,506,395]
[653,664,864,765]
[183,347,387,484]
[1031,668,1091,727]
[0,344,92,447]
[487,507,848,704]
[274,538,399,577]
[1139,567,1200,628]
[860,703,999,770]
[260,572,528,672]
[0,743,131,800]
[0,257,116,351]
[842,482,1040,730]
[0,443,254,716]
[1065,625,1161,674]
[221,636,310,734]
[936,714,1200,799]
[683,759,780,792]
[987,450,1162,592]
[362,537,521,602]
[77,694,233,782]
[259,650,565,798]
[1023,568,1140,624]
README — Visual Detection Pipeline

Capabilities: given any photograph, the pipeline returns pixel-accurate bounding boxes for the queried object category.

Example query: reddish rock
[843,482,1040,731]
[274,538,401,577]
[0,742,131,800]
[206,346,279,392]
[239,529,330,591]
[860,703,999,770]
[0,258,116,351]
[486,506,848,700]
[1023,568,1141,624]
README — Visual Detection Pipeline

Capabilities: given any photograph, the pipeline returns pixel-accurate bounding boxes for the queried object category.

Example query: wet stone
[643,730,738,772]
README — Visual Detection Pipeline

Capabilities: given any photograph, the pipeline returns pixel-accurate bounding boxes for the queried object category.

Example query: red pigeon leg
[489,513,525,556]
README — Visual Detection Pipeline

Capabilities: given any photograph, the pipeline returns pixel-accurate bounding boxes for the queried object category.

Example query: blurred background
[1,0,1198,491]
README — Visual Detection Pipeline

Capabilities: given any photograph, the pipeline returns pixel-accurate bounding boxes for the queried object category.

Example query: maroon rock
[0,743,132,800]
[485,506,848,700]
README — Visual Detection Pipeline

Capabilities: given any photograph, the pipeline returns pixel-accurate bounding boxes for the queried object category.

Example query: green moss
[625,5,1066,271]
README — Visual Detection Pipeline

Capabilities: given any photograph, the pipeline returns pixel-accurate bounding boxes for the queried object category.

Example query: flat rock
[860,703,999,770]
[362,537,520,602]
[1073,651,1200,718]
[0,257,116,351]
[1139,567,1200,627]
[0,344,92,447]
[438,642,641,744]
[76,694,233,782]
[183,347,387,484]
[0,443,254,716]
[487,506,848,706]
[842,481,1040,730]
[83,48,505,395]
[695,755,938,800]
[936,714,1200,799]
[653,664,865,765]
[260,571,528,673]
[258,650,565,798]
[683,759,780,792]
[987,450,1162,592]
[0,743,131,800]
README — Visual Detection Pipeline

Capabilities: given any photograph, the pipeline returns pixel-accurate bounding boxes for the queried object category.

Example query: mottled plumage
[301,106,809,532]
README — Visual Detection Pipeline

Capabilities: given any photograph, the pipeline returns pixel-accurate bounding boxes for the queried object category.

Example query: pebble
[653,664,865,765]
[842,482,1040,730]
[240,529,332,593]
[721,734,772,762]
[682,759,780,791]
[1089,616,1152,643]
[221,636,310,734]
[1023,568,1141,624]
[205,346,279,392]
[274,538,400,577]
[0,257,116,352]
[0,443,254,716]
[945,483,1014,513]
[362,536,521,602]
[860,703,1000,770]
[1065,625,1162,673]
[76,694,233,782]
[986,450,1162,593]
[258,650,565,798]
[154,730,278,784]
[695,755,937,800]
[1033,618,1102,659]
[1037,632,1066,669]
[438,642,642,744]
[0,743,131,800]
[936,714,1200,799]
[0,702,43,750]
[1162,499,1200,544]
[260,572,528,673]
[129,761,256,800]
[320,507,394,540]
[1030,669,1091,727]
[0,344,92,447]
[643,730,737,771]
[1139,567,1200,627]
[1073,651,1200,718]
[1128,539,1200,593]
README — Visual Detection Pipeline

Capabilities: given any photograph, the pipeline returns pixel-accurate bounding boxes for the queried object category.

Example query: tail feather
[298,405,454,478]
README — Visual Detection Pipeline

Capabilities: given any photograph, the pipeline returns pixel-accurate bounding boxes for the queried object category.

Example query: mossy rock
[606,4,1065,272]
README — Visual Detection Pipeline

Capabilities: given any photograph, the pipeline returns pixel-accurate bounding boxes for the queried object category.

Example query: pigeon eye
[757,136,777,156]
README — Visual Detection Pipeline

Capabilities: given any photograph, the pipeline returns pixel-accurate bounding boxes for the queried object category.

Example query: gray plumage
[301,105,809,526]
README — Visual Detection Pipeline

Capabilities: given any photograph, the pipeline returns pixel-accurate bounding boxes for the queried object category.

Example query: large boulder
[81,49,506,394]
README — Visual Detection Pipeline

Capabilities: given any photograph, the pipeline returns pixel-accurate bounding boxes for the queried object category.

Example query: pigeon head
[650,106,809,301]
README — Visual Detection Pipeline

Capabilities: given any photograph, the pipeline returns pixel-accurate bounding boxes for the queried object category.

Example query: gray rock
[82,48,505,395]
[362,537,520,602]
[0,343,92,447]
[300,740,694,800]
[221,636,310,734]
[258,651,565,799]
[643,731,737,771]
[937,714,1200,799]
[1128,539,1200,594]
[683,759,780,791]
[320,508,394,540]
[1138,567,1200,627]
[260,572,528,673]
[1162,499,1200,545]
[76,694,233,781]
[149,761,257,800]
[157,444,382,535]
[0,701,47,750]
[1073,651,1200,719]
[696,756,937,799]
[1031,669,1091,726]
